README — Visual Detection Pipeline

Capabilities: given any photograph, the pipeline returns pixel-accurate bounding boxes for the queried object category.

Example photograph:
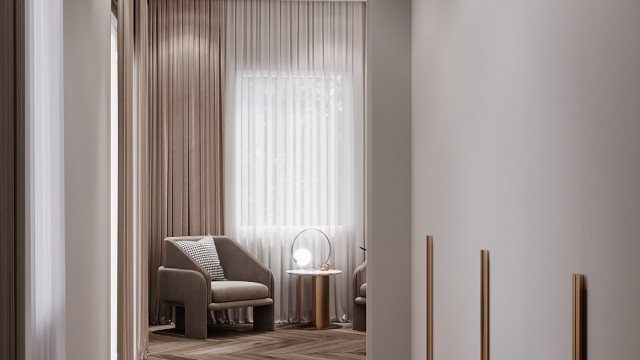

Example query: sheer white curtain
[25,0,66,358]
[225,0,365,323]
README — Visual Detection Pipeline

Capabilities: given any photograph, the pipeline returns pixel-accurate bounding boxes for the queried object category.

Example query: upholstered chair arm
[353,260,367,297]
[352,260,367,330]
[157,266,209,307]
[213,236,275,298]
[157,266,210,338]
[163,237,212,285]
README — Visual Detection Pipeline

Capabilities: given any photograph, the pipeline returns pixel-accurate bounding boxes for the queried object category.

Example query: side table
[286,269,342,329]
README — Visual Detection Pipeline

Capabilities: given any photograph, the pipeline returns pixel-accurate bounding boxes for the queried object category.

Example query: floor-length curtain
[225,0,366,323]
[118,0,149,358]
[148,0,225,325]
[25,0,66,359]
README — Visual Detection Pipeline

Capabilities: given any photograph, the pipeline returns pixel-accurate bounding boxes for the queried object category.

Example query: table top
[286,269,342,276]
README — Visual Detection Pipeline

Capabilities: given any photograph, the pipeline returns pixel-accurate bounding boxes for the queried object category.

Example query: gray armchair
[157,235,275,339]
[353,260,367,331]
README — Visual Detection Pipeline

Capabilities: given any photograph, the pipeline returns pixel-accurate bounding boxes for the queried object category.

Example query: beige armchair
[157,236,275,339]
[353,260,367,331]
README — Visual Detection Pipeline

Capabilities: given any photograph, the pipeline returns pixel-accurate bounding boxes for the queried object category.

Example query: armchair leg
[185,304,208,339]
[175,306,185,332]
[253,304,275,331]
[353,303,366,331]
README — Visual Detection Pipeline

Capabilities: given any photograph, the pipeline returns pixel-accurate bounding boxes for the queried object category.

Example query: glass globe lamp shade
[293,248,312,266]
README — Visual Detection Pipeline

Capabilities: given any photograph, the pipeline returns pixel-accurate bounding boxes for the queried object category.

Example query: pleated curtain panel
[118,0,150,358]
[144,0,365,328]
[148,0,225,325]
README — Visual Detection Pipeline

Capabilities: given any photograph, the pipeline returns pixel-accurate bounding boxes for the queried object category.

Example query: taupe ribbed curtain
[148,0,225,325]
[118,0,149,358]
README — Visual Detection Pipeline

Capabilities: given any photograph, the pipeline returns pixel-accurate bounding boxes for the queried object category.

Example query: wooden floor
[148,323,366,360]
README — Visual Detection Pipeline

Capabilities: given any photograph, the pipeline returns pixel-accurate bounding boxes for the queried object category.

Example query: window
[235,72,353,229]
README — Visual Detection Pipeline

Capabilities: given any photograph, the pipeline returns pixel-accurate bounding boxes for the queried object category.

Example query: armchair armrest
[352,260,367,330]
[157,266,209,306]
[157,266,210,338]
[213,236,274,299]
[353,260,367,297]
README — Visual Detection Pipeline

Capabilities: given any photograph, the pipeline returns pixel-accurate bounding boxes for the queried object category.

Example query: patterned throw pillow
[176,236,226,281]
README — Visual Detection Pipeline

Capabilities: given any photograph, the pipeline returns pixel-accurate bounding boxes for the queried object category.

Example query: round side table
[286,269,342,329]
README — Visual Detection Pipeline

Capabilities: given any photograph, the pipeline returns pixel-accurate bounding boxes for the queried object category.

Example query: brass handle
[426,235,433,360]
[572,274,584,360]
[480,250,490,360]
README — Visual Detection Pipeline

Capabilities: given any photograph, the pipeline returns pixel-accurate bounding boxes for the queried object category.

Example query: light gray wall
[366,0,413,358]
[412,0,640,359]
[63,0,111,358]
[582,1,640,358]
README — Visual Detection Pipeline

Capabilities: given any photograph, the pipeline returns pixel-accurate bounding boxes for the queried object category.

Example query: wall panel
[367,0,413,358]
[63,0,111,357]
[582,1,640,357]
[413,1,640,359]
[412,0,589,359]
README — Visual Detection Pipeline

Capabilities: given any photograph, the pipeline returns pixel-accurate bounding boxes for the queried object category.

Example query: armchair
[157,235,275,339]
[353,260,367,331]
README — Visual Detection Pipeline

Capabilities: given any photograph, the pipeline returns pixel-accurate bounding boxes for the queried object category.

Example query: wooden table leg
[297,275,302,326]
[312,275,330,329]
[311,277,316,325]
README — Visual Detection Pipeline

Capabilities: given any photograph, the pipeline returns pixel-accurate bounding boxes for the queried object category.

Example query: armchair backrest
[213,236,274,298]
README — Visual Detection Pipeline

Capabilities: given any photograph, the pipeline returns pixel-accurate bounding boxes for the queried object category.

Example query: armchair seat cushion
[360,283,367,297]
[211,281,269,303]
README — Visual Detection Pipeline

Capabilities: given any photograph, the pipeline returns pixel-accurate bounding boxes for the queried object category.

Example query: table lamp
[291,228,332,270]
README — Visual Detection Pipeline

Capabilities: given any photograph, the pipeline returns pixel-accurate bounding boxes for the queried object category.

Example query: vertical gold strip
[572,274,584,360]
[481,250,490,360]
[427,235,433,360]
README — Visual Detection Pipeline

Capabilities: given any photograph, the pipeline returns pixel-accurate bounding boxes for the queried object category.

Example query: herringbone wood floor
[148,323,366,360]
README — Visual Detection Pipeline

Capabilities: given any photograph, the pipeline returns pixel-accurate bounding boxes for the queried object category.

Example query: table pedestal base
[312,275,330,329]
[297,275,331,329]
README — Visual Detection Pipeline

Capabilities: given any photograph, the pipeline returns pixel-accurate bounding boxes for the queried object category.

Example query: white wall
[63,0,111,358]
[412,0,640,359]
[366,0,413,358]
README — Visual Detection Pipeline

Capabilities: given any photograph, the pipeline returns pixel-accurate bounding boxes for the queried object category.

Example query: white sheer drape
[25,0,66,358]
[225,0,365,323]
